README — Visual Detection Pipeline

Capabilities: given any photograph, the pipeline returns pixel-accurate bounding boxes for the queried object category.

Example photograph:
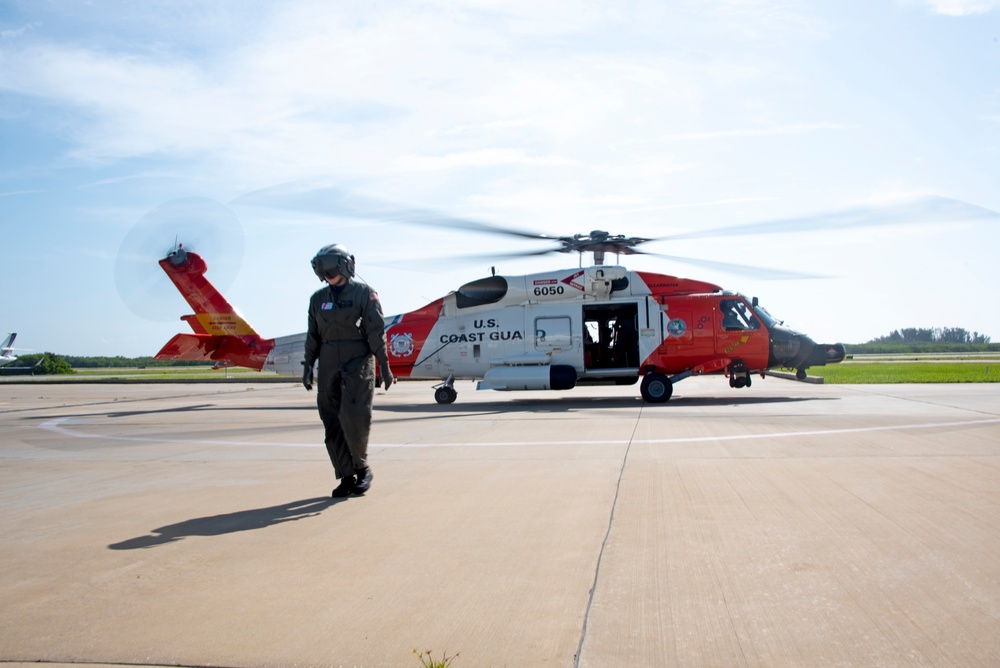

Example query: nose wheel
[729,371,752,388]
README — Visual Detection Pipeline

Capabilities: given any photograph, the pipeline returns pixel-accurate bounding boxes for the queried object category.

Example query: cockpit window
[456,275,508,309]
[719,298,761,331]
[751,303,779,329]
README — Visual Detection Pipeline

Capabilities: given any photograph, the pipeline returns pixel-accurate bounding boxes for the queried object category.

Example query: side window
[720,299,760,331]
[534,316,573,350]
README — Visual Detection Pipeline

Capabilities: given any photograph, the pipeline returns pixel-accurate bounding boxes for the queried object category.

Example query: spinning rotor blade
[233,181,553,241]
[637,251,828,280]
[656,195,1000,242]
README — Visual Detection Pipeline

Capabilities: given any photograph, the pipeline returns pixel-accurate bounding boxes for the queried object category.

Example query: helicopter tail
[155,246,275,370]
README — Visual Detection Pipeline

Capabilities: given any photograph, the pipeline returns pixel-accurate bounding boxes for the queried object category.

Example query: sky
[2,0,999,357]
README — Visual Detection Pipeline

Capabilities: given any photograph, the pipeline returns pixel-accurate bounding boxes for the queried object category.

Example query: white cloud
[1,23,39,39]
[908,0,999,15]
[393,149,576,172]
[653,123,855,143]
[0,1,824,186]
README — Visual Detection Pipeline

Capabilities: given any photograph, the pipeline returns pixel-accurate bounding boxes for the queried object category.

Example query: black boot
[354,466,373,494]
[331,475,356,498]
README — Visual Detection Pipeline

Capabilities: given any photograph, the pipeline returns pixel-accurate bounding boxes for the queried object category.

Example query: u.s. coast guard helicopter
[154,223,848,403]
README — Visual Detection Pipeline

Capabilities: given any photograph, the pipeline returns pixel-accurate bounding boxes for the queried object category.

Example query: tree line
[0,353,204,376]
[867,327,991,344]
[847,327,997,355]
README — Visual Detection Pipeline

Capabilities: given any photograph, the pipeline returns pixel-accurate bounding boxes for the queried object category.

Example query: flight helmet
[311,244,356,281]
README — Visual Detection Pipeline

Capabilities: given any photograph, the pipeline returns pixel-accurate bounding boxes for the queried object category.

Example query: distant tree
[938,327,971,343]
[2,352,75,375]
[901,327,935,342]
[871,330,904,343]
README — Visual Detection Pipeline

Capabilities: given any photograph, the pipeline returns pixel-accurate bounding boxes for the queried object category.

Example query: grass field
[806,357,1000,383]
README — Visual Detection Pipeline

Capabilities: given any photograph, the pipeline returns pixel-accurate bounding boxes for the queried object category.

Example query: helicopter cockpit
[719,297,761,332]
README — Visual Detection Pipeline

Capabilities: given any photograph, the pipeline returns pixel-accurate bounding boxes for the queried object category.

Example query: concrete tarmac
[1,378,998,667]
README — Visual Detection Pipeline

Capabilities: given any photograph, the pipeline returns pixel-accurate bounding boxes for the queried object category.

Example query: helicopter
[154,222,847,404]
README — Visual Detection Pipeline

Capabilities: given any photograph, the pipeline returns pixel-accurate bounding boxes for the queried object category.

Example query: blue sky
[2,0,998,357]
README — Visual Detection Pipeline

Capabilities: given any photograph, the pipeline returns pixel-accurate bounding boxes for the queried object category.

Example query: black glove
[380,363,394,391]
[302,360,314,391]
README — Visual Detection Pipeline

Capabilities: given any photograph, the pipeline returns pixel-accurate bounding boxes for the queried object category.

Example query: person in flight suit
[302,244,394,498]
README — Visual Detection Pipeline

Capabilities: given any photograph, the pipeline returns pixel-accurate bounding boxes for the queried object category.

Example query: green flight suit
[304,279,390,480]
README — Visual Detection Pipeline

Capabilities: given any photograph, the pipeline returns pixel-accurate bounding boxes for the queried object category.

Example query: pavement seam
[573,404,643,668]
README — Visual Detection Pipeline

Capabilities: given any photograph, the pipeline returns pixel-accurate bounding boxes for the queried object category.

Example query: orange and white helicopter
[154,223,848,404]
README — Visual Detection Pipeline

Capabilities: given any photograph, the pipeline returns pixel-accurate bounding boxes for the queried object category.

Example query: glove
[380,363,394,391]
[302,360,314,391]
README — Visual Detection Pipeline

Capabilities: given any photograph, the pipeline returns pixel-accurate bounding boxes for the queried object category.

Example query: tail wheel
[796,368,807,381]
[640,373,673,403]
[434,386,458,404]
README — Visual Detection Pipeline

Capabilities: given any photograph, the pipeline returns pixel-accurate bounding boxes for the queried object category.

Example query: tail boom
[155,246,275,371]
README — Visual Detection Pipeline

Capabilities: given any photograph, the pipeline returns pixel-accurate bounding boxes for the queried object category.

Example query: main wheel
[434,386,457,404]
[640,373,673,403]
[796,368,807,381]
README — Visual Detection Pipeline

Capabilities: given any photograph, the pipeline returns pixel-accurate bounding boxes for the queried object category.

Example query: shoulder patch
[370,291,379,301]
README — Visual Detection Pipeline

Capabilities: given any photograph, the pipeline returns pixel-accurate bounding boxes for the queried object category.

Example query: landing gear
[796,368,807,381]
[640,373,673,403]
[434,387,457,404]
[729,371,752,388]
[433,375,457,404]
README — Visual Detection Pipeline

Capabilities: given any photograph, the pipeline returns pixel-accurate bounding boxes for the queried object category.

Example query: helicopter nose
[768,327,805,367]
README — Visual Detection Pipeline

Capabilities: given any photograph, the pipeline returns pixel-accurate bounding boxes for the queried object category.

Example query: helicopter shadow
[99,403,317,419]
[108,496,338,550]
[374,393,833,420]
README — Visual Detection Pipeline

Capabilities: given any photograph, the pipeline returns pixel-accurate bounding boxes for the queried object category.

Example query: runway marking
[38,416,1000,448]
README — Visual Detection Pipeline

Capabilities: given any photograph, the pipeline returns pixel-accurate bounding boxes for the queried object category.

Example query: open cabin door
[582,303,639,371]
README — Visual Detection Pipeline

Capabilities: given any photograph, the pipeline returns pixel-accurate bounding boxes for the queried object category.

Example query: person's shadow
[109,496,338,550]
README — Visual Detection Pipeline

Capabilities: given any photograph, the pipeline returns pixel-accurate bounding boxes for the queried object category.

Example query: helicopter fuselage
[381,265,845,403]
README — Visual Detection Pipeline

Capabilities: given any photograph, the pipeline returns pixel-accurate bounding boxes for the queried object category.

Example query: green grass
[808,361,999,384]
[66,366,287,381]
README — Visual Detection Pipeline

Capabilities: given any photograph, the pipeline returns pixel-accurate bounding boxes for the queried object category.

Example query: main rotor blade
[640,251,829,280]
[370,246,566,271]
[232,181,555,241]
[657,195,1000,242]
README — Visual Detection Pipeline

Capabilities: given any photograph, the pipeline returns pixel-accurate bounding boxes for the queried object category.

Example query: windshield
[751,302,780,328]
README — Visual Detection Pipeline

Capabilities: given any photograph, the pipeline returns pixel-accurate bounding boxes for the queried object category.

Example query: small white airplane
[0,332,41,371]
[1,333,19,366]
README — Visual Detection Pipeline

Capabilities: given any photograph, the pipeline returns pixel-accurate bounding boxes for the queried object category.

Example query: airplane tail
[1,333,15,353]
[155,246,275,370]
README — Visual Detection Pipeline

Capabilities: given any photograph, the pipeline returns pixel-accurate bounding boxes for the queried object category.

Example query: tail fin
[1,333,15,352]
[155,246,275,370]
